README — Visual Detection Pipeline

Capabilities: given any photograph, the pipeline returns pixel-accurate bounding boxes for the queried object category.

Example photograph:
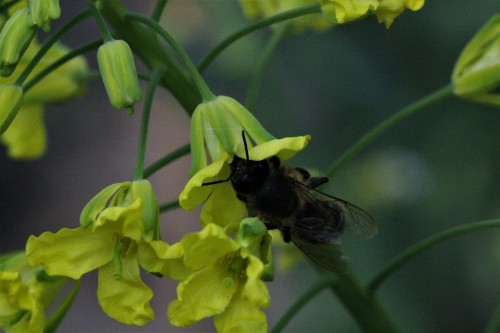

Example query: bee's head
[230,156,270,194]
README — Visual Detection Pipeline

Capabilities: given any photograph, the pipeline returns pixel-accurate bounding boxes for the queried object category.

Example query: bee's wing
[331,198,378,240]
[299,182,378,240]
[289,219,349,273]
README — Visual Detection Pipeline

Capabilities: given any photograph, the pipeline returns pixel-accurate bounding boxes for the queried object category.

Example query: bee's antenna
[241,130,250,161]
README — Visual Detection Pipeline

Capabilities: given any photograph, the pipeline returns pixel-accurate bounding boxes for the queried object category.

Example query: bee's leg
[281,227,292,243]
[269,156,280,169]
[236,193,248,202]
[308,176,329,189]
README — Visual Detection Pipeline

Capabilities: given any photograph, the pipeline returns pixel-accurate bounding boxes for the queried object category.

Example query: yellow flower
[179,95,310,229]
[452,14,500,107]
[238,0,334,32]
[0,252,67,333]
[168,220,271,332]
[26,180,187,326]
[0,40,88,159]
[374,0,425,28]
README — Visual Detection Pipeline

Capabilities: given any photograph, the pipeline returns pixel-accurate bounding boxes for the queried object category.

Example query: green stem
[152,0,169,22]
[143,143,190,178]
[23,39,103,93]
[197,3,322,73]
[44,280,81,333]
[271,276,339,332]
[326,84,453,178]
[90,3,113,42]
[15,8,93,86]
[126,12,215,102]
[159,199,180,213]
[485,301,500,333]
[134,67,166,180]
[367,219,500,294]
[245,23,288,110]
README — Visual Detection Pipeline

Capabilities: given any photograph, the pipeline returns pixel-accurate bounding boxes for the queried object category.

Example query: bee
[203,132,378,272]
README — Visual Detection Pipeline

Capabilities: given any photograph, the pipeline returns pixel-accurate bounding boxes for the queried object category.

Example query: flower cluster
[0,1,87,160]
[27,180,186,326]
[239,0,426,29]
[0,252,68,333]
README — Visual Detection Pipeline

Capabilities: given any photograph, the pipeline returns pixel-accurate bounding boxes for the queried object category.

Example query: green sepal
[130,180,159,240]
[259,233,274,282]
[79,182,128,228]
[236,217,267,247]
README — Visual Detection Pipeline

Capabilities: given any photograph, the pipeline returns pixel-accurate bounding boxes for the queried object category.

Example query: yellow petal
[245,135,311,161]
[26,227,115,279]
[0,103,46,160]
[179,156,228,210]
[97,257,154,326]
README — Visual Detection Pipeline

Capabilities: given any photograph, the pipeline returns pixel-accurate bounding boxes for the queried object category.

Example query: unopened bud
[97,40,143,113]
[0,8,36,77]
[29,0,61,32]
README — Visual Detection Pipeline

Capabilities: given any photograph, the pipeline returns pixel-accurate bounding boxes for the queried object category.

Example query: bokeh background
[1,1,499,332]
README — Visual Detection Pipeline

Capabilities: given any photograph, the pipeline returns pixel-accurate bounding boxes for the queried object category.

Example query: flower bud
[0,8,37,77]
[0,84,23,135]
[29,0,61,32]
[452,15,500,106]
[97,39,143,113]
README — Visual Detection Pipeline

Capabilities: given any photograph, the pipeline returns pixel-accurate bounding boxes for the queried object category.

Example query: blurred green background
[1,1,499,332]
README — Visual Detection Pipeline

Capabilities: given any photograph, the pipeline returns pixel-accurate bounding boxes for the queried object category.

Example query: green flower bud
[0,8,37,77]
[97,39,143,114]
[452,15,500,107]
[0,84,23,135]
[29,0,61,32]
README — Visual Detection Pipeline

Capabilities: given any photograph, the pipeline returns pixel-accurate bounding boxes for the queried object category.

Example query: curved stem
[198,3,321,73]
[326,84,453,178]
[134,67,166,180]
[159,199,180,213]
[125,12,215,102]
[15,8,93,86]
[245,23,288,110]
[90,3,113,42]
[485,301,500,333]
[271,275,339,332]
[44,279,81,333]
[23,38,103,93]
[143,143,190,178]
[152,0,169,22]
[367,218,500,294]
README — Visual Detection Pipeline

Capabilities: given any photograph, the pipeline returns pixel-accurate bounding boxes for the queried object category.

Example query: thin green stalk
[159,199,180,213]
[271,276,339,332]
[44,279,81,333]
[152,0,169,22]
[126,13,215,102]
[198,3,322,73]
[23,39,103,93]
[15,8,93,86]
[245,23,288,110]
[326,84,453,178]
[134,67,166,180]
[90,4,113,42]
[485,301,500,333]
[143,143,190,178]
[367,219,500,294]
